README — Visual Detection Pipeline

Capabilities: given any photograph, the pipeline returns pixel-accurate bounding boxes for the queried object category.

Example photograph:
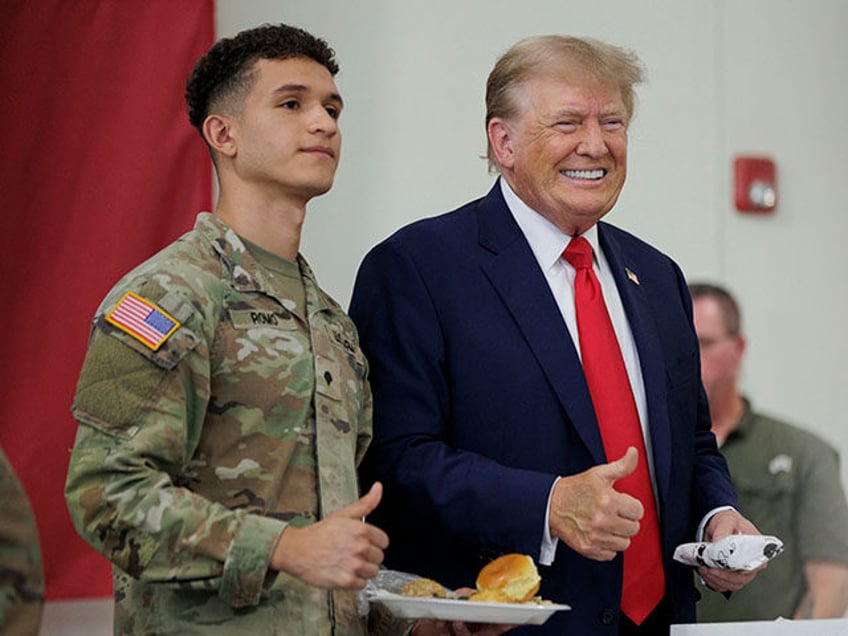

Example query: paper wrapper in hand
[673,534,784,570]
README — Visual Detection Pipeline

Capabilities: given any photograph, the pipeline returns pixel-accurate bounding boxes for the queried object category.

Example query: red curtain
[0,0,214,599]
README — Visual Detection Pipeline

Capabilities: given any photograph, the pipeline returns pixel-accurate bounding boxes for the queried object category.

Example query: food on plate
[467,588,510,603]
[473,553,541,603]
[401,577,448,598]
[397,553,543,604]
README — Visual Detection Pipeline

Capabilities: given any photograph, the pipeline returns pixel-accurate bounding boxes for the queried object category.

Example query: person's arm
[793,437,848,618]
[793,560,848,619]
[676,262,740,524]
[0,446,44,633]
[65,310,285,607]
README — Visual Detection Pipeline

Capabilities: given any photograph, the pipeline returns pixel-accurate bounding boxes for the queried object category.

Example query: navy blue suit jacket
[350,182,737,635]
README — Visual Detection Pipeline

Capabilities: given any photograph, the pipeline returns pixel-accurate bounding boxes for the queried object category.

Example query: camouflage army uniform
[0,446,44,635]
[65,213,396,635]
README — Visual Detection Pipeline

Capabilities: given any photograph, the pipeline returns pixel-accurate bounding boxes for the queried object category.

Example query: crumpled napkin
[673,534,784,570]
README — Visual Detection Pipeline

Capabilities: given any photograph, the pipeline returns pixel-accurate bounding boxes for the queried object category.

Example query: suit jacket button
[600,609,617,625]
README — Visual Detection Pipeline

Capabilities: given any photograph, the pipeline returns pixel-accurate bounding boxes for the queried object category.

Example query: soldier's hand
[270,482,389,589]
[548,447,644,561]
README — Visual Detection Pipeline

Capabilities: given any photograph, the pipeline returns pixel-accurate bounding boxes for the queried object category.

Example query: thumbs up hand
[549,447,646,561]
[271,482,390,589]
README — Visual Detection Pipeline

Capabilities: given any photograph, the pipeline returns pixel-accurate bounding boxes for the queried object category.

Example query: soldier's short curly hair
[185,23,339,137]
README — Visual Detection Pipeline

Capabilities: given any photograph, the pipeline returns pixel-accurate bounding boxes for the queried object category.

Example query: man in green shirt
[690,282,848,621]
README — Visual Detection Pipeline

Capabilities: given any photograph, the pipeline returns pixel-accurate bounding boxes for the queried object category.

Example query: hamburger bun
[468,588,510,603]
[475,553,541,603]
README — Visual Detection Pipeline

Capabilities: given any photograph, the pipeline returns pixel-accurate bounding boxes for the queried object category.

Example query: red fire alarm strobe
[734,156,777,213]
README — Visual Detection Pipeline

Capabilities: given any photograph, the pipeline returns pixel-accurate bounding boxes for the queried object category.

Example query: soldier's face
[229,57,343,205]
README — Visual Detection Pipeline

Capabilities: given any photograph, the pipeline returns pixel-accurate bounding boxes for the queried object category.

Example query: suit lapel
[599,225,672,506]
[477,184,607,463]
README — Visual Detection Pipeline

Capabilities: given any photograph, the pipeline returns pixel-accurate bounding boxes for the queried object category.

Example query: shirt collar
[499,177,601,272]
[726,397,756,443]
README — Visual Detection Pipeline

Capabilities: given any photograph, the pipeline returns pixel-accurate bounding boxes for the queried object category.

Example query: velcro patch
[105,291,180,351]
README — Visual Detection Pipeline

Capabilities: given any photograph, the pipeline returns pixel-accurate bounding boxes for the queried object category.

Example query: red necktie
[563,236,664,625]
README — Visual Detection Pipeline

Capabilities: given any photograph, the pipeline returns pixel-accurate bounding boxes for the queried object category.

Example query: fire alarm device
[734,156,777,213]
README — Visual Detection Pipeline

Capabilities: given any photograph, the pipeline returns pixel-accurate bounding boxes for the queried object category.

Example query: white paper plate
[368,590,570,625]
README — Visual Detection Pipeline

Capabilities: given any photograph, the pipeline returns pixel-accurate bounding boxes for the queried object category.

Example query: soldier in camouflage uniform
[64,24,408,635]
[0,445,44,635]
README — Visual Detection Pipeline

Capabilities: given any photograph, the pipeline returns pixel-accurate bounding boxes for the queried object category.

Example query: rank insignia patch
[106,291,180,351]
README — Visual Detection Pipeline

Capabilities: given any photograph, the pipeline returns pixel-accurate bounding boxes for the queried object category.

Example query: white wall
[717,0,848,487]
[216,0,848,490]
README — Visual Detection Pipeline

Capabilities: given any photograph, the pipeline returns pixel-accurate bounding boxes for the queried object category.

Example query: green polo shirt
[696,398,848,622]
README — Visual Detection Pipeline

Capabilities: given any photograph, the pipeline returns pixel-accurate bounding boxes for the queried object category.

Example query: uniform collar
[196,213,338,319]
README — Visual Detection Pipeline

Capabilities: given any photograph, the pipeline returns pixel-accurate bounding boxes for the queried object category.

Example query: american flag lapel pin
[625,267,640,286]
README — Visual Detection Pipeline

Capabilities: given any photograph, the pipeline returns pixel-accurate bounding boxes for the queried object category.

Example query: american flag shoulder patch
[105,291,180,351]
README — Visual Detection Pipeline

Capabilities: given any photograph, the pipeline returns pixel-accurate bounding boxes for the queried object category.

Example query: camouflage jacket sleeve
[65,275,285,608]
[0,446,44,634]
